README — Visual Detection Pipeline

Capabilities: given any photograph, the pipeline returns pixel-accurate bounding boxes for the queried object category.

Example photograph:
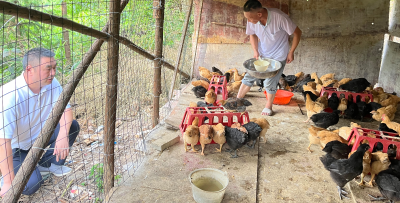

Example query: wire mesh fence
[0,0,194,202]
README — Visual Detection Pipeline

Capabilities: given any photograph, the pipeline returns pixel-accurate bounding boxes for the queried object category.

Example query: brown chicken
[337,98,348,117]
[233,69,245,82]
[304,94,325,122]
[211,72,221,76]
[227,81,242,94]
[294,72,305,85]
[371,87,388,103]
[231,122,248,134]
[183,117,200,152]
[199,124,214,156]
[225,68,237,75]
[317,130,348,148]
[320,73,335,83]
[307,125,325,152]
[316,93,328,108]
[367,152,391,187]
[338,78,352,86]
[338,122,362,145]
[380,94,400,107]
[199,67,212,81]
[205,86,217,104]
[212,123,226,153]
[303,84,319,96]
[371,105,397,122]
[323,79,338,87]
[191,80,209,90]
[311,72,322,85]
[348,150,371,186]
[381,114,400,134]
[307,81,317,90]
[316,84,323,94]
[250,118,270,143]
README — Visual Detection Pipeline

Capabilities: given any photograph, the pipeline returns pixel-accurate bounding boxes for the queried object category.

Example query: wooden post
[190,0,204,81]
[152,0,165,127]
[168,0,193,101]
[61,1,72,65]
[103,0,120,196]
[1,1,129,202]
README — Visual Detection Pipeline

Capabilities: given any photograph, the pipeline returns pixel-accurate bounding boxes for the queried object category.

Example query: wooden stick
[211,22,246,29]
[168,0,194,100]
[190,0,204,81]
[60,179,74,198]
[103,0,120,195]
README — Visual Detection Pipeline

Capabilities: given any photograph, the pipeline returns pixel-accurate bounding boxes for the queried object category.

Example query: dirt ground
[108,84,400,203]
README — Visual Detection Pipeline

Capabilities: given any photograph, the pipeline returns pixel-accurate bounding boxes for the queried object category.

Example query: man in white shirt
[0,48,80,196]
[238,0,302,116]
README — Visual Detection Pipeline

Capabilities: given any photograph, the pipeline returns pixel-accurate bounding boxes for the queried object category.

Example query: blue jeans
[242,60,287,94]
[11,120,80,195]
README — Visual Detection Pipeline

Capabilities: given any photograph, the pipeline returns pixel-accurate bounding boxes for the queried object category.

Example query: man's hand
[286,51,294,64]
[53,134,69,162]
[254,51,260,60]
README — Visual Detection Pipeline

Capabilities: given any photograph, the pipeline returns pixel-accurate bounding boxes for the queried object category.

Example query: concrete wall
[193,0,390,85]
[389,0,400,36]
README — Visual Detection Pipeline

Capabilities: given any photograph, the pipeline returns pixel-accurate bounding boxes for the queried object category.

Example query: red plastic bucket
[264,90,294,105]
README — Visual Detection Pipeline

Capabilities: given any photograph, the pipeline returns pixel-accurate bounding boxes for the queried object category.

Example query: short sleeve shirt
[246,8,297,61]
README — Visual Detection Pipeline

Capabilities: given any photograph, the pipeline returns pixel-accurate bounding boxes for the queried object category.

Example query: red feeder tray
[208,75,228,101]
[320,87,373,103]
[347,127,400,159]
[179,106,250,145]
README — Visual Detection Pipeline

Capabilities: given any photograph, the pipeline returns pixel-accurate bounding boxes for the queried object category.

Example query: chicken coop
[0,0,399,202]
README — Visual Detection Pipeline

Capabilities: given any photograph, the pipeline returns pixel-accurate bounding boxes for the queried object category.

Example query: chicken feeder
[243,57,282,79]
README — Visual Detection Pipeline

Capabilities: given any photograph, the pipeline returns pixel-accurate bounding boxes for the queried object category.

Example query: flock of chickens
[188,66,400,201]
[185,66,270,158]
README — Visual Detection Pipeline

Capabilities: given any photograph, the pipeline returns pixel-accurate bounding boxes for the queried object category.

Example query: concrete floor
[108,84,398,203]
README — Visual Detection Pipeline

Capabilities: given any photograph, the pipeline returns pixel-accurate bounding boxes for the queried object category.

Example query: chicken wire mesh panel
[0,0,194,202]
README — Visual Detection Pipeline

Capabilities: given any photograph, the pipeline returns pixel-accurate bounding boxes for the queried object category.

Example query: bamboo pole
[168,0,194,101]
[152,0,165,127]
[190,0,204,81]
[0,1,190,79]
[1,1,130,202]
[103,0,120,195]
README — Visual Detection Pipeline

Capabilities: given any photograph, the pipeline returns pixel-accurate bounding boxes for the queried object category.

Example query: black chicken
[356,96,369,122]
[192,86,207,98]
[310,110,341,129]
[197,101,213,107]
[344,99,359,119]
[322,141,352,159]
[225,126,248,158]
[388,145,398,160]
[256,79,265,92]
[379,123,398,134]
[293,74,314,92]
[328,93,340,110]
[369,169,400,203]
[368,102,382,111]
[284,75,297,86]
[320,144,370,200]
[212,67,223,75]
[223,72,231,83]
[339,78,370,93]
[302,91,319,102]
[373,142,384,152]
[243,122,262,148]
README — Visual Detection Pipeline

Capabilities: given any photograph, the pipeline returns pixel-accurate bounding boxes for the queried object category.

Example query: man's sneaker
[37,163,72,177]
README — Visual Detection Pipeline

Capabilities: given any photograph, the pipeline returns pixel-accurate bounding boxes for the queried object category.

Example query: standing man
[0,48,80,196]
[238,0,302,116]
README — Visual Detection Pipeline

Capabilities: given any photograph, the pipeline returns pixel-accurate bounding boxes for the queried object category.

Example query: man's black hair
[243,0,262,12]
[22,47,55,70]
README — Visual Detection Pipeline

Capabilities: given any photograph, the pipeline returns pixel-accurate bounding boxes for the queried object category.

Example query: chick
[183,117,200,153]
[307,125,325,152]
[337,98,348,116]
[368,152,391,187]
[320,144,370,200]
[323,140,352,159]
[225,126,248,158]
[303,84,319,96]
[323,79,338,87]
[382,114,400,134]
[316,84,323,94]
[205,86,217,105]
[317,130,348,148]
[212,123,226,153]
[371,168,400,203]
[218,98,252,113]
[212,67,223,75]
[338,122,362,144]
[243,122,262,148]
[284,75,297,86]
[320,73,335,83]
[380,95,400,107]
[338,78,352,86]
[250,118,270,143]
[192,86,207,98]
[379,123,398,134]
[302,91,319,102]
[344,99,359,119]
[227,81,242,94]
[350,150,372,186]
[223,72,231,83]
[304,93,325,123]
[371,105,397,122]
[294,72,305,85]
[199,67,212,81]
[311,72,322,85]
[231,122,248,134]
[316,93,329,109]
[310,110,341,129]
[328,93,340,110]
[339,78,371,93]
[191,80,209,90]
[199,124,214,156]
[233,69,244,82]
